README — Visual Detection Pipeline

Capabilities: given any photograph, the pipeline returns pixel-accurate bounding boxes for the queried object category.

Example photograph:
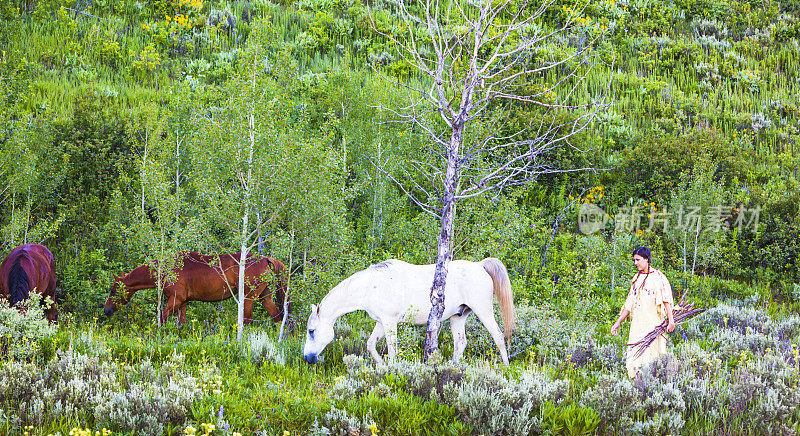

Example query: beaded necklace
[630,266,651,311]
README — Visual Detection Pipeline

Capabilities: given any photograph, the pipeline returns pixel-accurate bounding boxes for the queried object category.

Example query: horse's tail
[8,255,31,306]
[267,258,293,325]
[482,257,515,345]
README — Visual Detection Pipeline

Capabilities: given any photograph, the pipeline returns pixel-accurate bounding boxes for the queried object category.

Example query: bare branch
[370,0,612,212]
[370,154,443,218]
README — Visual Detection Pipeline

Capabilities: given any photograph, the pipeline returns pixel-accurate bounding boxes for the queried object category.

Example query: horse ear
[310,304,318,317]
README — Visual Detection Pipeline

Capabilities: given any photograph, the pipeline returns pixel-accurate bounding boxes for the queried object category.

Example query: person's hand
[611,322,620,336]
[666,319,676,333]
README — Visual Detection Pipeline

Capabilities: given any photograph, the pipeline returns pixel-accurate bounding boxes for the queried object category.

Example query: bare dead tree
[370,0,613,360]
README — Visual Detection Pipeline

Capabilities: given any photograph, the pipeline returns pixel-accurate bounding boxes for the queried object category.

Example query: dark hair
[632,246,651,261]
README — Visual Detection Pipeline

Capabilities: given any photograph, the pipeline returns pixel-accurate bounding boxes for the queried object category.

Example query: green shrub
[541,401,600,436]
[0,350,204,434]
[0,292,57,361]
[343,390,469,436]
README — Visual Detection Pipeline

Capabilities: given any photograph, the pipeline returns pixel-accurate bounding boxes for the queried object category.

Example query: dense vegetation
[1,0,799,434]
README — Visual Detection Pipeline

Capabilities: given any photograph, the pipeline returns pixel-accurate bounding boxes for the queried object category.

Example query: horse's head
[303,304,335,364]
[103,275,125,317]
[45,306,58,323]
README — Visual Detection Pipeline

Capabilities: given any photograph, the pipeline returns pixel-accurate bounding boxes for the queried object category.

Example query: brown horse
[103,251,291,327]
[0,244,58,322]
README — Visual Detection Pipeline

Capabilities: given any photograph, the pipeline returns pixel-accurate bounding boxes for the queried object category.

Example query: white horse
[303,258,516,365]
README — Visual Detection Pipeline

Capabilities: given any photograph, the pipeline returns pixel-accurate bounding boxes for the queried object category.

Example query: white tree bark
[278,224,295,343]
[237,109,256,343]
[424,125,461,359]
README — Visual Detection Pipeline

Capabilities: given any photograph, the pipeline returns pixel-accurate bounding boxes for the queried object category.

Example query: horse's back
[179,251,279,303]
[0,244,58,317]
[355,259,493,324]
[3,244,53,263]
[1,244,55,280]
[364,258,491,292]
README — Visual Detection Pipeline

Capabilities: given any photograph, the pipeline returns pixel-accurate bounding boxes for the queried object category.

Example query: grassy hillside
[1,0,799,434]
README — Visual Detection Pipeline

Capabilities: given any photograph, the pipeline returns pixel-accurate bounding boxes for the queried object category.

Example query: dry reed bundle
[627,290,705,359]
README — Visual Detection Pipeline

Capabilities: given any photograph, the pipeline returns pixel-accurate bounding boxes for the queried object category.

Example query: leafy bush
[581,373,640,432]
[334,355,574,435]
[245,330,285,366]
[0,293,57,361]
[541,401,600,436]
[0,351,205,435]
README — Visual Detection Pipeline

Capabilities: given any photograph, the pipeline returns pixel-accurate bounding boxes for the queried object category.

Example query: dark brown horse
[103,251,291,327]
[0,244,58,322]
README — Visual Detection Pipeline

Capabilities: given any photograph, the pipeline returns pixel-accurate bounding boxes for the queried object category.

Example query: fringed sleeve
[655,270,676,318]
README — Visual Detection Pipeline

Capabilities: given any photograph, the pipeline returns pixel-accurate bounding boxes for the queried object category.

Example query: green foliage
[541,401,601,436]
[60,248,117,318]
[0,0,797,433]
[613,131,751,203]
[0,293,57,361]
[343,390,470,436]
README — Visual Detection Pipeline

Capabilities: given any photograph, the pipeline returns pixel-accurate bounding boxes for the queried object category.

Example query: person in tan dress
[610,246,676,378]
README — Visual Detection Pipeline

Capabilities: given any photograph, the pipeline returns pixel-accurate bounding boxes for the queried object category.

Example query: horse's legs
[471,305,510,365]
[260,294,281,323]
[383,321,399,363]
[160,295,182,326]
[44,278,58,323]
[178,304,187,325]
[367,323,386,364]
[449,310,471,362]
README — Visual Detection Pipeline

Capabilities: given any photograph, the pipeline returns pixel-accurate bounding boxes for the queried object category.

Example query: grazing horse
[0,244,58,322]
[303,258,515,365]
[103,251,291,327]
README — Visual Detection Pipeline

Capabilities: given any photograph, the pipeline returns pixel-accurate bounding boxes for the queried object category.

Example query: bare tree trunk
[682,231,687,275]
[279,224,295,343]
[541,218,560,270]
[237,215,249,342]
[175,134,182,224]
[423,128,461,361]
[256,212,266,254]
[611,233,616,290]
[175,134,181,194]
[691,221,700,278]
[142,131,148,216]
[24,188,30,243]
[237,110,256,343]
[10,192,15,246]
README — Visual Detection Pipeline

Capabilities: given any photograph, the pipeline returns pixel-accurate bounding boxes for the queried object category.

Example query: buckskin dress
[622,268,675,378]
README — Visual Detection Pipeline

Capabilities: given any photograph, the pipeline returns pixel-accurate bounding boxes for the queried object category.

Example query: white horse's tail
[482,258,516,344]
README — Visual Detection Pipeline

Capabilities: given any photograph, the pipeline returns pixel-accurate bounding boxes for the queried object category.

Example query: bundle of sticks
[627,290,706,359]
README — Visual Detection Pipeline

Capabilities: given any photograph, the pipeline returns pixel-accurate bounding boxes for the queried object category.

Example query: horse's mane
[320,261,395,308]
[8,254,31,306]
[370,260,395,270]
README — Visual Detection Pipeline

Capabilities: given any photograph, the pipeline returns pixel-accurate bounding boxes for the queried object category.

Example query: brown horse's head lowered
[104,272,137,317]
[103,275,119,317]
